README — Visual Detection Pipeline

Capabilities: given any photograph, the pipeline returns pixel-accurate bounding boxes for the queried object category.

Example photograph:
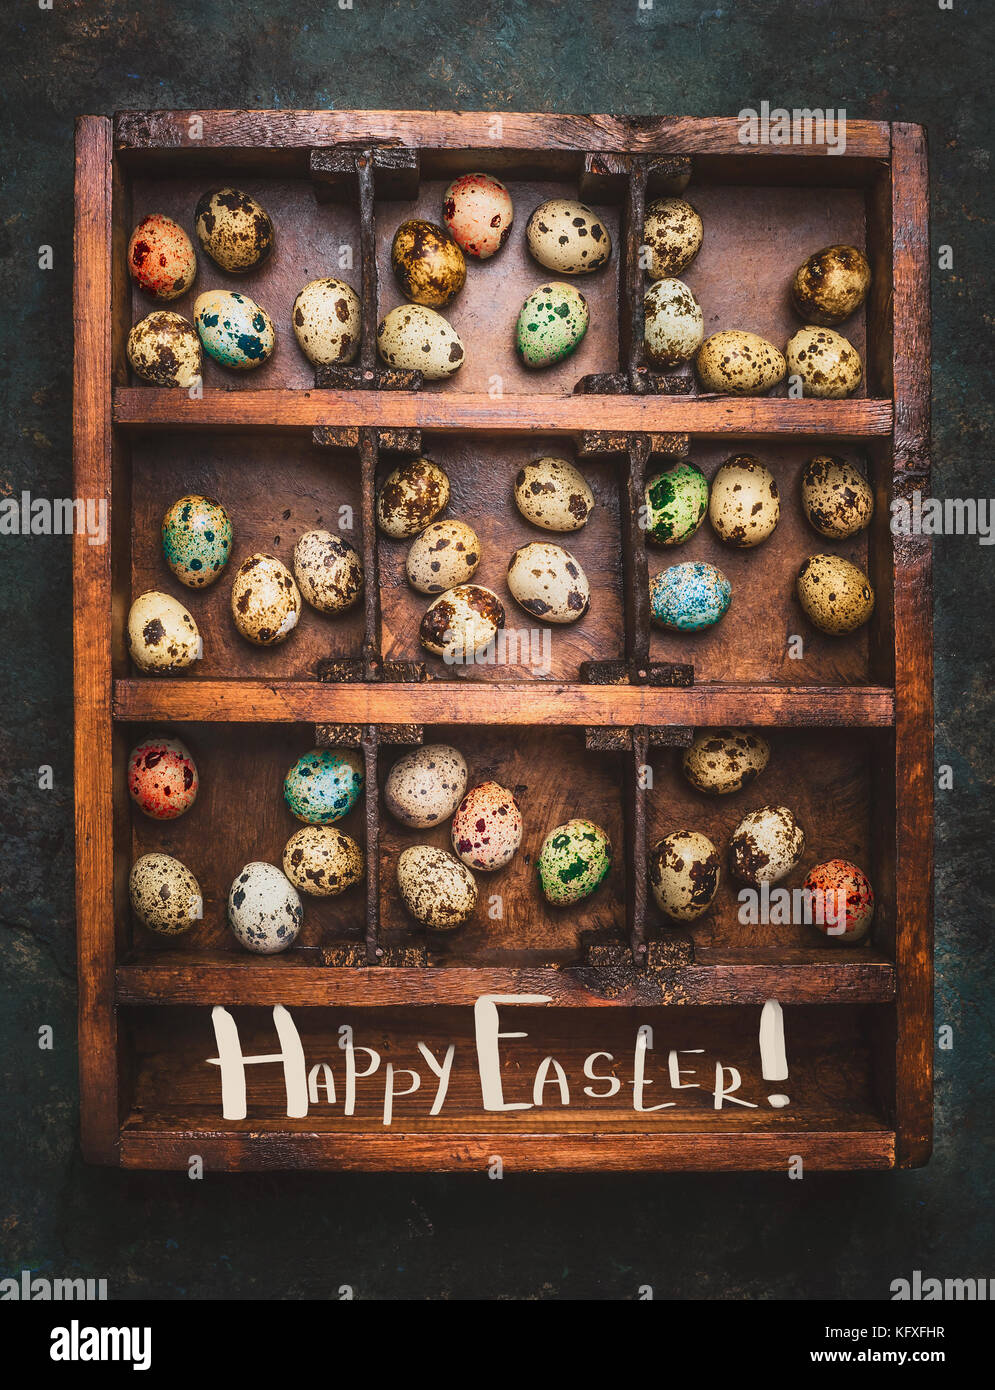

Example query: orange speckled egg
[451,780,523,872]
[804,859,875,942]
[128,735,199,820]
[127,214,197,300]
[443,173,514,259]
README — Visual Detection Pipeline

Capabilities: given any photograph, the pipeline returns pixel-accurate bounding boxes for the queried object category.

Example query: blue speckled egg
[194,289,275,369]
[284,748,364,825]
[161,494,232,588]
[650,561,731,632]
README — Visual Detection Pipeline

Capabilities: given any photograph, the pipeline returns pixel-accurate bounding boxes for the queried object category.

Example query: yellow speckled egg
[130,852,202,934]
[282,826,364,897]
[796,554,875,634]
[397,845,478,929]
[406,520,480,594]
[127,214,197,300]
[708,455,780,547]
[230,553,301,645]
[292,530,363,614]
[791,244,871,326]
[785,326,862,398]
[800,455,875,539]
[729,805,805,886]
[385,744,468,829]
[420,585,505,659]
[526,198,612,274]
[391,219,466,308]
[292,278,361,366]
[648,830,721,921]
[376,304,465,379]
[377,459,450,539]
[127,591,202,672]
[682,728,770,796]
[695,330,787,396]
[642,197,703,279]
[644,277,704,368]
[507,542,590,624]
[513,457,594,532]
[194,187,274,273]
[127,311,202,388]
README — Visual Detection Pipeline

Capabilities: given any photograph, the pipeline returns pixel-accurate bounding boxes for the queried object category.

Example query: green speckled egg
[161,494,232,589]
[650,562,731,632]
[283,748,364,825]
[537,819,612,906]
[194,289,275,370]
[644,463,709,546]
[515,282,589,369]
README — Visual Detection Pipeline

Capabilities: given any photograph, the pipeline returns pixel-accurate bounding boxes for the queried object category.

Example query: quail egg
[397,845,478,929]
[391,219,466,308]
[377,459,450,539]
[443,173,514,259]
[127,214,197,300]
[292,530,363,614]
[644,277,704,368]
[161,494,232,589]
[513,457,594,532]
[127,591,202,672]
[194,290,275,370]
[230,553,301,645]
[451,781,523,872]
[695,330,787,396]
[292,277,361,366]
[129,852,203,935]
[708,455,780,547]
[376,304,465,379]
[648,831,721,921]
[644,462,709,546]
[537,819,612,906]
[526,198,612,274]
[282,826,364,898]
[801,455,875,539]
[649,562,731,632]
[194,187,274,273]
[420,584,505,659]
[796,554,875,634]
[642,197,703,279]
[284,748,364,825]
[729,805,805,886]
[405,520,480,594]
[515,282,589,368]
[127,311,202,388]
[791,244,871,327]
[682,728,770,796]
[384,744,468,829]
[804,859,875,942]
[507,542,590,624]
[227,862,303,954]
[127,734,198,820]
[785,326,862,398]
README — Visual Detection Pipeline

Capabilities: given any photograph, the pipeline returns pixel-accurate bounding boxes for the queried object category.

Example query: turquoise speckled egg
[194,289,275,369]
[284,748,364,825]
[515,282,589,368]
[644,462,709,546]
[161,494,232,588]
[650,562,731,632]
[537,819,613,906]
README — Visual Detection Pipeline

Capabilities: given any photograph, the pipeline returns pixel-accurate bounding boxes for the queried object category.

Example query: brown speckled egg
[376,305,465,379]
[729,805,805,886]
[127,591,202,673]
[127,214,196,300]
[800,455,874,539]
[420,585,505,660]
[230,553,301,645]
[127,311,202,388]
[791,244,871,327]
[194,187,274,273]
[507,542,590,624]
[804,859,875,942]
[406,520,480,594]
[391,219,466,308]
[648,830,721,921]
[644,277,704,368]
[129,852,202,935]
[292,278,361,366]
[513,457,594,532]
[385,744,468,829]
[397,845,478,929]
[282,826,364,898]
[443,173,514,259]
[695,331,786,396]
[292,530,364,614]
[708,455,780,548]
[796,554,874,634]
[682,728,770,796]
[642,197,703,279]
[526,198,612,274]
[785,326,862,398]
[377,459,451,539]
[451,781,523,872]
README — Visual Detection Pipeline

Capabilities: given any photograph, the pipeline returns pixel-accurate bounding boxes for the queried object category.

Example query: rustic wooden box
[73,111,932,1172]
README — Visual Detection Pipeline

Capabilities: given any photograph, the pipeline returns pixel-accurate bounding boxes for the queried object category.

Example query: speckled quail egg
[443,173,514,259]
[292,277,361,366]
[708,455,780,547]
[649,562,731,632]
[282,826,364,898]
[682,728,770,796]
[644,277,704,368]
[194,290,275,370]
[644,462,709,546]
[695,330,787,396]
[648,831,721,921]
[127,311,202,388]
[292,530,363,614]
[377,459,451,539]
[796,554,874,634]
[128,734,198,819]
[127,591,202,672]
[405,520,480,594]
[801,455,875,539]
[129,852,202,935]
[194,187,274,273]
[507,542,590,624]
[451,781,523,872]
[804,859,875,942]
[391,219,466,308]
[127,214,197,300]
[729,805,805,886]
[642,197,703,279]
[384,744,468,829]
[537,819,612,906]
[227,862,303,954]
[515,282,589,368]
[230,553,301,645]
[397,845,478,929]
[785,326,862,398]
[513,457,594,532]
[376,304,465,379]
[161,494,232,588]
[284,748,364,825]
[420,584,505,660]
[791,244,871,327]
[526,198,612,274]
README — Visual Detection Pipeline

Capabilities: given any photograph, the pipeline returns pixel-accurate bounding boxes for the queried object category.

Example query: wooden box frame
[73,111,932,1172]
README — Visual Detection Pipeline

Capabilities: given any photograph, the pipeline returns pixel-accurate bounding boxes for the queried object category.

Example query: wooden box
[73,111,932,1172]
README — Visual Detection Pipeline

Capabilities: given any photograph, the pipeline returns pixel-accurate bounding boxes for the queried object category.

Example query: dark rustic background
[1,0,992,1300]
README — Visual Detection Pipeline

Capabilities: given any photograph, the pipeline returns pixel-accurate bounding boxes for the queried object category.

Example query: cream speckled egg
[644,277,704,368]
[642,197,703,280]
[194,290,275,370]
[443,173,514,259]
[708,455,780,547]
[695,331,787,396]
[451,781,523,872]
[227,862,303,954]
[292,530,363,614]
[800,455,875,539]
[391,219,466,308]
[130,852,202,935]
[729,805,805,886]
[406,520,480,594]
[376,304,465,379]
[127,311,202,388]
[377,459,451,539]
[507,542,590,624]
[195,187,274,273]
[796,554,874,634]
[127,214,197,300]
[682,728,770,796]
[397,845,478,929]
[648,831,721,921]
[791,244,871,327]
[420,585,505,659]
[292,278,361,366]
[513,457,594,532]
[785,326,862,398]
[282,826,364,898]
[526,198,612,274]
[127,591,202,673]
[385,744,468,829]
[230,553,301,645]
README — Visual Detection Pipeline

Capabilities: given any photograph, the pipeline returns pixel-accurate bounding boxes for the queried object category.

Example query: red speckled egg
[443,173,514,259]
[451,780,522,872]
[127,214,197,300]
[128,735,199,820]
[804,859,874,942]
